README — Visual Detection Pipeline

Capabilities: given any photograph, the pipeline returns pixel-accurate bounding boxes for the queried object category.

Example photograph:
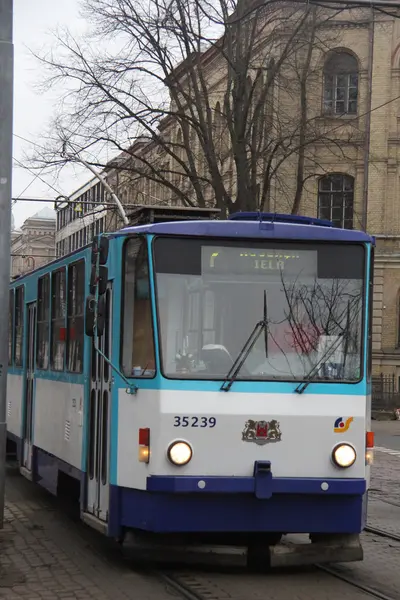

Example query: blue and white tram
[7,211,375,566]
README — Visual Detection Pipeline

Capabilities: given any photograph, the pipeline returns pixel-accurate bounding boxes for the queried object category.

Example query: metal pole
[62,147,130,226]
[0,0,13,529]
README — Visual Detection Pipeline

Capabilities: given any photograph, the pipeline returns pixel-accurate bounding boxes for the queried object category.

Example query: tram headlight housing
[167,440,193,466]
[332,443,356,468]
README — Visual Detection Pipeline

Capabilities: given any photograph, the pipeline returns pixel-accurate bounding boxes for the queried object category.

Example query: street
[0,430,399,599]
[373,420,400,452]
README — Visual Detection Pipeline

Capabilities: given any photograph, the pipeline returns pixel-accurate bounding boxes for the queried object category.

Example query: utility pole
[61,144,130,226]
[0,0,13,529]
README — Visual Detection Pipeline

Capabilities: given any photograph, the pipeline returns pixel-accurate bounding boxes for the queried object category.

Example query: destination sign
[201,246,317,277]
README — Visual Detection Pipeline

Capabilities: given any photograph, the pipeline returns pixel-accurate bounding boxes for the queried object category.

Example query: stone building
[54,5,400,386]
[10,207,56,279]
[55,177,108,258]
[55,154,143,257]
[136,7,400,384]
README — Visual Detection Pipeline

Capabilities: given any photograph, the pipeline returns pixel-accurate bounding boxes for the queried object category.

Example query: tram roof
[118,219,375,244]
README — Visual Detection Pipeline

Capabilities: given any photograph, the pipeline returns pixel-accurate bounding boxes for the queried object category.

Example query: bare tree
[30,0,363,217]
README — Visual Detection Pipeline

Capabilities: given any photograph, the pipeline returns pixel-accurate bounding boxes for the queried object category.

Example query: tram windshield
[153,237,366,382]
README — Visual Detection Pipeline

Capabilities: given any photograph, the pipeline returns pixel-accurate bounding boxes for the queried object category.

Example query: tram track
[157,527,400,600]
[365,525,400,543]
[158,571,212,600]
[8,458,400,600]
[316,526,400,600]
[317,564,397,600]
[369,492,400,510]
[7,458,400,600]
[161,562,400,600]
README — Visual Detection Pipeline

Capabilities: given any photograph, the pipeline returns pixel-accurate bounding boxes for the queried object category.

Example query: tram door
[22,302,36,473]
[86,284,112,523]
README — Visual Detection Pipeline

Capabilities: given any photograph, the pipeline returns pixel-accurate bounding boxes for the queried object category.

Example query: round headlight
[332,443,356,468]
[167,441,192,466]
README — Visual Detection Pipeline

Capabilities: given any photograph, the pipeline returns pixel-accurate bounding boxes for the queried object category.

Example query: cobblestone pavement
[0,466,374,600]
[366,441,400,536]
[370,443,400,522]
[332,528,400,599]
[1,446,400,600]
[327,440,400,599]
[0,466,173,600]
[169,566,372,600]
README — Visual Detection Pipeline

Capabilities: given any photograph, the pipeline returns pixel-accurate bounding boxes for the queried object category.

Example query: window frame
[36,274,50,370]
[318,174,354,229]
[8,289,14,366]
[367,247,374,382]
[66,259,85,374]
[14,286,24,368]
[397,289,400,350]
[151,235,368,385]
[50,267,67,371]
[120,235,157,379]
[323,52,358,116]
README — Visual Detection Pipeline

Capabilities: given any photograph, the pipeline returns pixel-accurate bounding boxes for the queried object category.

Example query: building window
[14,286,24,367]
[121,237,155,377]
[51,268,66,370]
[67,261,85,373]
[37,274,50,370]
[396,291,400,348]
[318,174,354,229]
[8,290,14,365]
[323,51,358,115]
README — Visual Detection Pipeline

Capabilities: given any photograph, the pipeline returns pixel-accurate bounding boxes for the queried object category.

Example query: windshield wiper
[220,291,268,392]
[294,333,345,394]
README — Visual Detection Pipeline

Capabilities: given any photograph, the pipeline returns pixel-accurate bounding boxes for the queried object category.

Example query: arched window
[323,51,358,115]
[397,290,400,348]
[318,174,354,229]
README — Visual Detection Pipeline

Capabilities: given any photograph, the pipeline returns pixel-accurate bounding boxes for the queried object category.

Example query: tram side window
[8,290,14,366]
[51,269,66,371]
[37,274,50,369]
[122,237,155,377]
[14,286,24,367]
[67,261,85,373]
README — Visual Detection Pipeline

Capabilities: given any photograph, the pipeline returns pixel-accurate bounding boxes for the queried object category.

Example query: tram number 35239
[174,416,217,428]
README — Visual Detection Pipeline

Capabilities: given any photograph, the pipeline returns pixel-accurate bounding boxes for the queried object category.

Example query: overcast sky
[12,0,90,228]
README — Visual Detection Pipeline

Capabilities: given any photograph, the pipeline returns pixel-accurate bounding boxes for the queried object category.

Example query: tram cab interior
[154,237,364,383]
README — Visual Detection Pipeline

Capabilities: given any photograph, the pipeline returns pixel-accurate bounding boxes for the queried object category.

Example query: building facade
[53,6,400,386]
[144,7,400,384]
[10,207,56,279]
[55,178,108,258]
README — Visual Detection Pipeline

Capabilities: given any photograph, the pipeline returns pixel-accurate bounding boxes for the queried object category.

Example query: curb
[371,410,396,421]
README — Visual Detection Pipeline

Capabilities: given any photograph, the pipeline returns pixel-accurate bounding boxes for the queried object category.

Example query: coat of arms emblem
[241,419,282,445]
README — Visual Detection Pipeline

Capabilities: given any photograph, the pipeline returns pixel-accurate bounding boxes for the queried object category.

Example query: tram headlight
[167,441,192,466]
[332,443,356,468]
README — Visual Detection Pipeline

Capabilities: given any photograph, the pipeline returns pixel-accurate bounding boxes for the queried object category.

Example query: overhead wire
[13,156,66,199]
[12,165,49,206]
[12,0,400,231]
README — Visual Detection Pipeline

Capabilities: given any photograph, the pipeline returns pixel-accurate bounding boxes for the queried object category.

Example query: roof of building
[30,207,56,221]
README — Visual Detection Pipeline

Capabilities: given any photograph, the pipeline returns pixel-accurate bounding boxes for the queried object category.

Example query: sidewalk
[0,466,171,600]
[368,445,400,536]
